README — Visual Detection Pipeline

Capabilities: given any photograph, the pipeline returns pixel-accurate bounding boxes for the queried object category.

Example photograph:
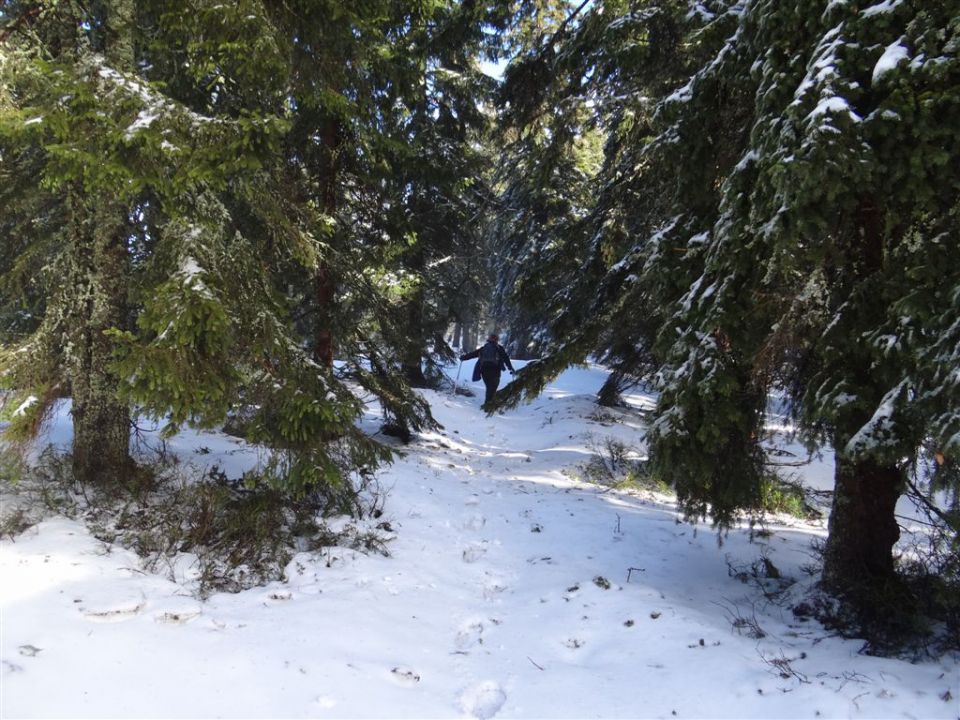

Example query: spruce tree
[256,1,508,435]
[0,1,422,498]
[494,0,959,614]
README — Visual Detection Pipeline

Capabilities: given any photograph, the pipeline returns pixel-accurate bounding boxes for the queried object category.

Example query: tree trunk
[313,118,340,368]
[66,193,132,486]
[452,321,462,350]
[64,2,136,486]
[597,372,624,407]
[402,318,429,388]
[403,367,428,388]
[822,457,902,599]
[818,196,905,602]
[314,263,335,368]
[399,267,433,387]
[463,314,477,351]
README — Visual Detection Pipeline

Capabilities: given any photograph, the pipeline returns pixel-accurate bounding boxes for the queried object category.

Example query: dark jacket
[461,341,515,382]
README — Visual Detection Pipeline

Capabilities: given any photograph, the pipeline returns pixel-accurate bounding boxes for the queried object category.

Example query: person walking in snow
[460,334,515,410]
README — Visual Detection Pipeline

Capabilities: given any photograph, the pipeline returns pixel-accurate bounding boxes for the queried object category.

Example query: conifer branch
[905,477,957,529]
[0,3,41,43]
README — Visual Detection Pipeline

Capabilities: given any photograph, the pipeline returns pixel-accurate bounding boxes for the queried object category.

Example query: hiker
[460,334,515,409]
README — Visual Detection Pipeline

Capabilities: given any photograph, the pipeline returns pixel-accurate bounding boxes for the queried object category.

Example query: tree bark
[401,292,428,385]
[463,313,477,351]
[314,263,335,368]
[313,117,340,368]
[597,372,624,407]
[452,320,462,350]
[66,193,132,486]
[820,197,902,601]
[822,457,902,598]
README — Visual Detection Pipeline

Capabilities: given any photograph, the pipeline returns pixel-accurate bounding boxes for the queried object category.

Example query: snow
[124,108,160,139]
[843,382,905,457]
[2,364,957,718]
[176,255,215,300]
[734,149,760,172]
[807,96,862,123]
[823,0,850,14]
[12,395,38,417]
[179,256,204,281]
[664,79,694,105]
[686,4,716,22]
[872,39,910,84]
[90,53,217,135]
[861,0,903,18]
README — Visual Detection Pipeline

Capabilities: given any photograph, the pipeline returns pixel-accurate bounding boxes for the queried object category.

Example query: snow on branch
[872,38,910,84]
[82,53,228,141]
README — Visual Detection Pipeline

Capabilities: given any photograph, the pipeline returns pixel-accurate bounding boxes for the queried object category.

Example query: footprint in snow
[465,494,481,506]
[462,513,486,531]
[483,577,508,600]
[454,619,485,650]
[462,543,488,563]
[459,681,507,720]
[80,588,146,623]
[312,695,337,710]
[389,666,421,686]
[154,599,203,624]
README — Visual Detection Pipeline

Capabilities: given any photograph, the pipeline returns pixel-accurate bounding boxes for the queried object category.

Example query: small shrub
[0,506,35,538]
[576,436,670,493]
[726,549,795,601]
[3,449,392,599]
[757,473,819,519]
[716,599,767,640]
[894,519,960,654]
[0,444,26,485]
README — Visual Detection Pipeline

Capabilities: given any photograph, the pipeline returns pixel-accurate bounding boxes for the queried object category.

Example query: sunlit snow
[1,362,956,718]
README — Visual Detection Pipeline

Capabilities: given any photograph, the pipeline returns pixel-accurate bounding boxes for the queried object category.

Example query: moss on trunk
[66,191,133,486]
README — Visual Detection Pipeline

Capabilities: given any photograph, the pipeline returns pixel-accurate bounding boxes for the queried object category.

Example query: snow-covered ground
[1,362,957,719]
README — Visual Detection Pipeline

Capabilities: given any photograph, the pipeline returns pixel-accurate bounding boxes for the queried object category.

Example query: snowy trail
[1,366,957,718]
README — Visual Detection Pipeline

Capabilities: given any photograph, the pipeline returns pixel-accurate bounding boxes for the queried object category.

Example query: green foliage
[0,504,34,538]
[0,442,27,488]
[491,0,959,620]
[0,448,391,597]
[756,474,817,520]
[0,381,58,445]
[575,436,670,494]
[2,0,504,496]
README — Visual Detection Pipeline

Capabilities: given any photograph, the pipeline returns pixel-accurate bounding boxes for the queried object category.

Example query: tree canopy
[0,0,516,499]
[2,0,957,627]
[491,0,959,609]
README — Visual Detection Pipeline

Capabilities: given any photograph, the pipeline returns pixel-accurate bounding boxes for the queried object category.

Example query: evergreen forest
[1,0,958,660]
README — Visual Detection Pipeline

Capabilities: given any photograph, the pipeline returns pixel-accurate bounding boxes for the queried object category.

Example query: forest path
[1,368,956,718]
